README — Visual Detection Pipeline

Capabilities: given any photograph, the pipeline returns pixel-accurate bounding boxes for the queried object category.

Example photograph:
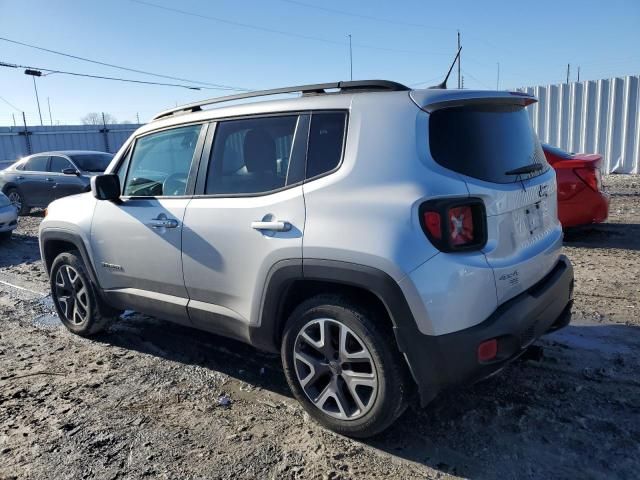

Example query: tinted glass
[69,153,113,172]
[306,112,346,179]
[23,155,49,172]
[49,156,74,173]
[206,115,298,195]
[123,125,201,197]
[542,144,573,159]
[429,105,549,184]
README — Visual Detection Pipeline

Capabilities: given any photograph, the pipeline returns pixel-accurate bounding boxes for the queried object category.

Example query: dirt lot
[1,176,639,480]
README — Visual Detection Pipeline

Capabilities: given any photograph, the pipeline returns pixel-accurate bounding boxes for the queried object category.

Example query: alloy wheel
[54,265,90,325]
[293,318,378,420]
[7,191,22,212]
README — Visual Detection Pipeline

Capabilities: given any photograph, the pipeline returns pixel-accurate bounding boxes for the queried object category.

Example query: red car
[542,144,609,228]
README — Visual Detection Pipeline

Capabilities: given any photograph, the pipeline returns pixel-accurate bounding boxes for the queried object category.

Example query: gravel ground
[1,176,639,480]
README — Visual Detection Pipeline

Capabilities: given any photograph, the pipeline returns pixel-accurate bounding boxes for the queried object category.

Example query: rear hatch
[412,90,563,304]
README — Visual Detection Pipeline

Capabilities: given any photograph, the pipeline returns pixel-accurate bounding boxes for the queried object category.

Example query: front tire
[281,295,409,438]
[0,231,11,242]
[50,251,117,336]
[6,188,29,216]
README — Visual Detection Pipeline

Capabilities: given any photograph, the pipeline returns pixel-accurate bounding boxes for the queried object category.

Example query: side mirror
[91,174,121,201]
[62,167,80,176]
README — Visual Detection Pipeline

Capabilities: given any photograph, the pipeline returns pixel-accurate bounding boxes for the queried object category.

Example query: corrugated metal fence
[0,123,142,166]
[520,75,640,174]
[2,76,640,173]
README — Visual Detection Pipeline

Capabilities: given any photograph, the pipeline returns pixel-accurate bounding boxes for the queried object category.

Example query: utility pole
[12,113,16,127]
[47,97,53,126]
[22,112,32,154]
[348,34,353,81]
[136,112,140,124]
[496,62,500,90]
[28,74,44,126]
[577,66,581,82]
[566,64,570,84]
[457,30,461,89]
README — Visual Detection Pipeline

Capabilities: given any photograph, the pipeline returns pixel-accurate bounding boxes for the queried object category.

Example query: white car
[0,191,18,241]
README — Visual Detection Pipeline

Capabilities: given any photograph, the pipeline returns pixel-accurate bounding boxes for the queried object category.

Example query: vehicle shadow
[94,313,292,398]
[369,323,640,478]
[94,314,640,479]
[563,223,640,251]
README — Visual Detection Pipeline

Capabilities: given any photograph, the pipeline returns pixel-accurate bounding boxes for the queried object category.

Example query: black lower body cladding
[397,255,574,405]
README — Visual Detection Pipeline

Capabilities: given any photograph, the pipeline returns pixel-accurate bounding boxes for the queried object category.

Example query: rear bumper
[559,191,609,227]
[396,255,574,405]
[0,205,18,232]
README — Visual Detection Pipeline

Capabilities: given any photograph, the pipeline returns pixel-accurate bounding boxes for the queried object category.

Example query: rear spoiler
[410,89,537,113]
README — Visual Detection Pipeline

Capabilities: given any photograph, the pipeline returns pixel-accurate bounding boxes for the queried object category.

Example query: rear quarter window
[429,104,548,184]
[306,112,347,179]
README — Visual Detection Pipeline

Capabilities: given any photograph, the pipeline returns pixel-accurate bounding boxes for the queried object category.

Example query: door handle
[16,176,24,180]
[45,177,55,182]
[150,218,179,229]
[251,220,291,232]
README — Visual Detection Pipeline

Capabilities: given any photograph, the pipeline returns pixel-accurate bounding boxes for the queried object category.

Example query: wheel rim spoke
[294,350,329,387]
[339,324,371,361]
[54,265,89,325]
[9,192,21,209]
[294,317,378,421]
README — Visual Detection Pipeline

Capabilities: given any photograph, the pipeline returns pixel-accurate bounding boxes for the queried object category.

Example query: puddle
[32,295,61,328]
[33,313,62,328]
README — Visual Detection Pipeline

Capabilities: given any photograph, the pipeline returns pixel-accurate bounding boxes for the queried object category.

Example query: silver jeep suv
[39,80,574,438]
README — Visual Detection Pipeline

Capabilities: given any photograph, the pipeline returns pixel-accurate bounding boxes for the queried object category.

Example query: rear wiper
[505,163,544,176]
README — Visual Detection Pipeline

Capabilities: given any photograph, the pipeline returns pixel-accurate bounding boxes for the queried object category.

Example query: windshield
[69,153,114,172]
[429,104,549,184]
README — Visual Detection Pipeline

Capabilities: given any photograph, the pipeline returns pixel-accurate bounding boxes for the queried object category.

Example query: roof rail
[152,80,410,120]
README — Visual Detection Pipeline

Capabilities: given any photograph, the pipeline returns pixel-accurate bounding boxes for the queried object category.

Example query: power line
[461,68,492,89]
[0,95,21,112]
[280,0,511,63]
[131,0,451,56]
[408,75,445,87]
[0,61,226,90]
[0,36,247,91]
[280,0,450,31]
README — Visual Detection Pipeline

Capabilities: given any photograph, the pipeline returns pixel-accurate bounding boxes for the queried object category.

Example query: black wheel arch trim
[253,256,574,407]
[40,229,103,297]
[251,258,426,393]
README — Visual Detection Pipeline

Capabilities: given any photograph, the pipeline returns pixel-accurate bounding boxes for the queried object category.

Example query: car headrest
[243,129,276,174]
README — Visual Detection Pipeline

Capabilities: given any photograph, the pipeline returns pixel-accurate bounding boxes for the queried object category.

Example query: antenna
[457,31,461,89]
[429,46,462,89]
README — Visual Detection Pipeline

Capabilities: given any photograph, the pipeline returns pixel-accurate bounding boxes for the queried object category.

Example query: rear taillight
[419,198,487,252]
[574,167,601,192]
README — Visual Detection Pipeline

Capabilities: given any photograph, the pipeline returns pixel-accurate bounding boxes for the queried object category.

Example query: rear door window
[429,104,548,184]
[306,112,347,179]
[23,155,49,172]
[205,115,300,195]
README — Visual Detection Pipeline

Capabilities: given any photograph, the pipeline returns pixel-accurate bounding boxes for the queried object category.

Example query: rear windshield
[69,153,113,172]
[429,104,548,184]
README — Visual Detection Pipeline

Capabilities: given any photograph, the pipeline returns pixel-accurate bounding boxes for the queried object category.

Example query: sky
[0,0,639,125]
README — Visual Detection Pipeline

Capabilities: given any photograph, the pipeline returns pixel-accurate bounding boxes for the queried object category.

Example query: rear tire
[281,295,408,438]
[0,231,11,242]
[50,251,117,336]
[6,188,29,216]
